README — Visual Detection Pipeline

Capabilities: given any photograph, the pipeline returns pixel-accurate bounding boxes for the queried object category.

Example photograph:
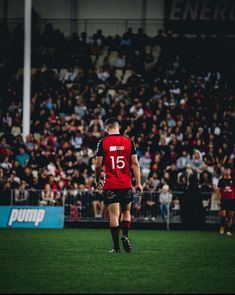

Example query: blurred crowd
[0,21,234,223]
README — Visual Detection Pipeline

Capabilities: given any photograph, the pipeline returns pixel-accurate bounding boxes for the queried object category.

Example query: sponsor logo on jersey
[8,209,45,226]
[109,146,125,151]
[224,186,233,192]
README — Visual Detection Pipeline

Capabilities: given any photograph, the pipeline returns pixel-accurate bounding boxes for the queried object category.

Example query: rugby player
[95,118,143,253]
[217,163,235,236]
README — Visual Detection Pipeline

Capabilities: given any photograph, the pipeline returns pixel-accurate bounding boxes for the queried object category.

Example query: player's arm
[95,139,104,190]
[95,156,104,190]
[131,154,143,195]
[136,193,142,209]
[217,180,222,206]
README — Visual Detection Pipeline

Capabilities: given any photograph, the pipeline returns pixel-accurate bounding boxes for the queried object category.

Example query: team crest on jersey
[109,146,125,151]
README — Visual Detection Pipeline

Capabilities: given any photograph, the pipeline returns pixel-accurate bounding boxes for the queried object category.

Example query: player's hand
[96,180,104,190]
[135,203,141,210]
[135,184,143,196]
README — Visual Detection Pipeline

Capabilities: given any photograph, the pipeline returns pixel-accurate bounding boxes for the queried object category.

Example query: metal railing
[0,189,221,229]
[1,18,165,37]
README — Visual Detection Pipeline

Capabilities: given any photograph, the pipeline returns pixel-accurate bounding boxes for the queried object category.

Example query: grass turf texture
[0,229,235,294]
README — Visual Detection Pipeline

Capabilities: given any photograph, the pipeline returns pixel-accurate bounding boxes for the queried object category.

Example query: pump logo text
[8,209,45,226]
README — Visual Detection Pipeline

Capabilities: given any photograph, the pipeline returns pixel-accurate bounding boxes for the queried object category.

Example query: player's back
[218,177,235,199]
[97,134,136,189]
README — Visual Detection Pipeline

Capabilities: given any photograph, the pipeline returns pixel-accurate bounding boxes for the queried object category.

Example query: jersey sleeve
[131,140,137,155]
[96,140,104,156]
[217,179,222,189]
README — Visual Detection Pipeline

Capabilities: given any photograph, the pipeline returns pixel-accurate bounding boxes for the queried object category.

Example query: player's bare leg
[108,202,121,253]
[92,200,98,218]
[120,203,132,253]
[219,209,226,234]
[98,200,104,218]
[226,211,234,236]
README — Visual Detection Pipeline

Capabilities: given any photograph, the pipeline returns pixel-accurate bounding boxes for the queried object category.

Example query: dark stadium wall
[3,0,25,18]
[0,0,4,18]
[3,0,165,19]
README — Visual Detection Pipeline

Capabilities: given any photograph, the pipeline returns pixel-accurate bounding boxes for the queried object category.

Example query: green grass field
[0,228,235,294]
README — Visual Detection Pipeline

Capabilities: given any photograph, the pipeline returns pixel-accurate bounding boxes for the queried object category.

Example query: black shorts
[103,188,134,208]
[91,191,103,202]
[221,199,235,211]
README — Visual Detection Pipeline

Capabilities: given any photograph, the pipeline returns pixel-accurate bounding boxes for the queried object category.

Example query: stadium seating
[0,23,234,223]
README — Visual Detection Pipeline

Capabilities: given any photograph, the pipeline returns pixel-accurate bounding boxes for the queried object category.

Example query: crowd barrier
[0,189,220,229]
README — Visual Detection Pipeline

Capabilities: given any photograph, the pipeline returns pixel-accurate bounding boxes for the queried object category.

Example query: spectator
[40,183,55,206]
[0,182,12,205]
[142,179,158,222]
[204,144,216,174]
[216,146,228,168]
[14,181,29,205]
[15,145,30,167]
[65,182,82,219]
[191,150,205,175]
[139,151,152,181]
[159,184,172,222]
[229,144,235,172]
[91,189,104,219]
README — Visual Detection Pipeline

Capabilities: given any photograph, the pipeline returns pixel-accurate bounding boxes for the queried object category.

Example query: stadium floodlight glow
[22,0,32,141]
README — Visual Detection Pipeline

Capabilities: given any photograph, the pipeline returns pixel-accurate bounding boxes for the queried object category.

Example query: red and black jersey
[96,134,137,189]
[218,177,235,200]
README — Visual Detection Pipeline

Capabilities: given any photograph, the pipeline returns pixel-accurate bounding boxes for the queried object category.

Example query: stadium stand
[0,21,235,225]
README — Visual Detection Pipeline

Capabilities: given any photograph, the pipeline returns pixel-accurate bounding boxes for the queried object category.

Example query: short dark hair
[105,118,119,129]
[224,163,232,169]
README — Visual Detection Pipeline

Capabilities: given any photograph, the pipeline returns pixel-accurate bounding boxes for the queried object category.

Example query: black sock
[110,226,120,250]
[121,220,131,237]
[221,216,226,227]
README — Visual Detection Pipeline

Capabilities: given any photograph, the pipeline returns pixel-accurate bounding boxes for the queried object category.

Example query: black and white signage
[165,0,235,34]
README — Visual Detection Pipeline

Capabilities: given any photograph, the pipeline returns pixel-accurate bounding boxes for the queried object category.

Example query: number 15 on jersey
[110,156,125,169]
